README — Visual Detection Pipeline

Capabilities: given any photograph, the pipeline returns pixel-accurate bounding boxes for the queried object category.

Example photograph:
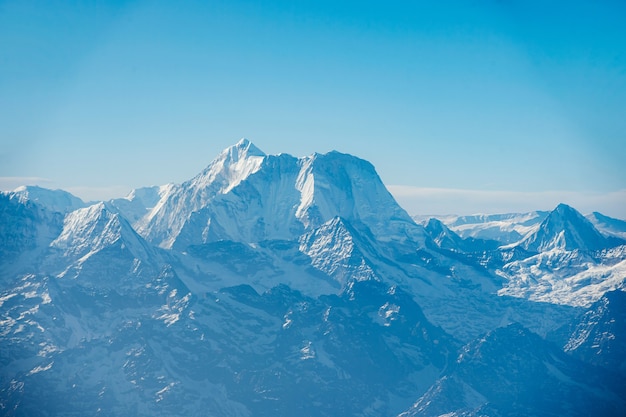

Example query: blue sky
[1,0,625,216]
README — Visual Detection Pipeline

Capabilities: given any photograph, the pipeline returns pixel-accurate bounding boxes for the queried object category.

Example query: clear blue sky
[1,0,625,216]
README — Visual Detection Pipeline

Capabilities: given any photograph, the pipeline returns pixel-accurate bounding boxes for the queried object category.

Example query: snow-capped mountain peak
[587,211,626,240]
[188,138,266,194]
[51,202,153,263]
[294,150,424,244]
[226,137,265,161]
[135,140,267,247]
[51,202,124,255]
[519,203,612,252]
[137,143,426,249]
[419,211,548,244]
[9,185,85,214]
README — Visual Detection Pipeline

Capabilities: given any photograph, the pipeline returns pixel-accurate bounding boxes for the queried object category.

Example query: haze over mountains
[1,140,625,416]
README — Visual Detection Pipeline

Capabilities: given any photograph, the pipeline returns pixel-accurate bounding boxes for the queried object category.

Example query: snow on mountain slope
[399,323,626,417]
[299,217,379,287]
[399,257,578,342]
[295,151,424,245]
[0,196,196,415]
[423,218,466,251]
[137,140,426,250]
[0,275,455,417]
[168,214,575,344]
[517,203,618,252]
[415,211,548,244]
[423,218,500,253]
[0,259,200,416]
[189,138,267,195]
[48,202,163,291]
[51,202,155,262]
[492,204,626,307]
[109,184,174,225]
[564,289,626,374]
[131,139,264,247]
[170,153,307,247]
[587,211,626,240]
[105,143,566,342]
[497,246,626,307]
[9,185,85,214]
[170,238,345,298]
[136,139,266,247]
[0,192,65,279]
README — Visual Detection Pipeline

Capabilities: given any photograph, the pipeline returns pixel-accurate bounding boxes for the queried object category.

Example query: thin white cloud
[3,176,624,219]
[0,177,131,202]
[0,177,55,191]
[387,185,626,219]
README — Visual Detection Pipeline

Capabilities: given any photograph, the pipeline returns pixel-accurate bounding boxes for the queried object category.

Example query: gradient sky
[1,0,625,216]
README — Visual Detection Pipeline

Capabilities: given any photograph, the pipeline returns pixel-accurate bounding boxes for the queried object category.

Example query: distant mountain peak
[225,138,266,161]
[9,185,84,214]
[424,218,463,250]
[51,202,126,256]
[49,202,158,278]
[519,203,611,252]
[188,139,267,194]
[586,211,626,240]
[554,202,578,216]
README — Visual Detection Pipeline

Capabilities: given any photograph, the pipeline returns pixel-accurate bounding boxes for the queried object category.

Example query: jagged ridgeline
[1,140,625,416]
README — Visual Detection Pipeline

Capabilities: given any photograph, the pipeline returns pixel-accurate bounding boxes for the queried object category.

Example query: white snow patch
[497,248,626,307]
[300,341,316,360]
[155,381,178,403]
[376,302,400,327]
[27,361,53,375]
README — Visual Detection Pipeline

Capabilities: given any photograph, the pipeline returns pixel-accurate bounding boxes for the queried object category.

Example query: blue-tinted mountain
[587,211,626,240]
[400,323,626,417]
[495,204,626,307]
[9,185,85,214]
[1,276,457,417]
[424,217,500,253]
[136,139,425,251]
[519,203,620,252]
[0,191,65,278]
[417,211,549,245]
[564,290,626,375]
[2,140,626,417]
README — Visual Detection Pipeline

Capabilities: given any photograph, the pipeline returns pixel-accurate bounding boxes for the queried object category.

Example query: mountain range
[1,139,625,416]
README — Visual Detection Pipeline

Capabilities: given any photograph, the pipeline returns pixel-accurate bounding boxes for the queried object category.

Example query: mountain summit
[11,185,85,214]
[134,140,425,249]
[519,203,615,252]
[191,138,267,194]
